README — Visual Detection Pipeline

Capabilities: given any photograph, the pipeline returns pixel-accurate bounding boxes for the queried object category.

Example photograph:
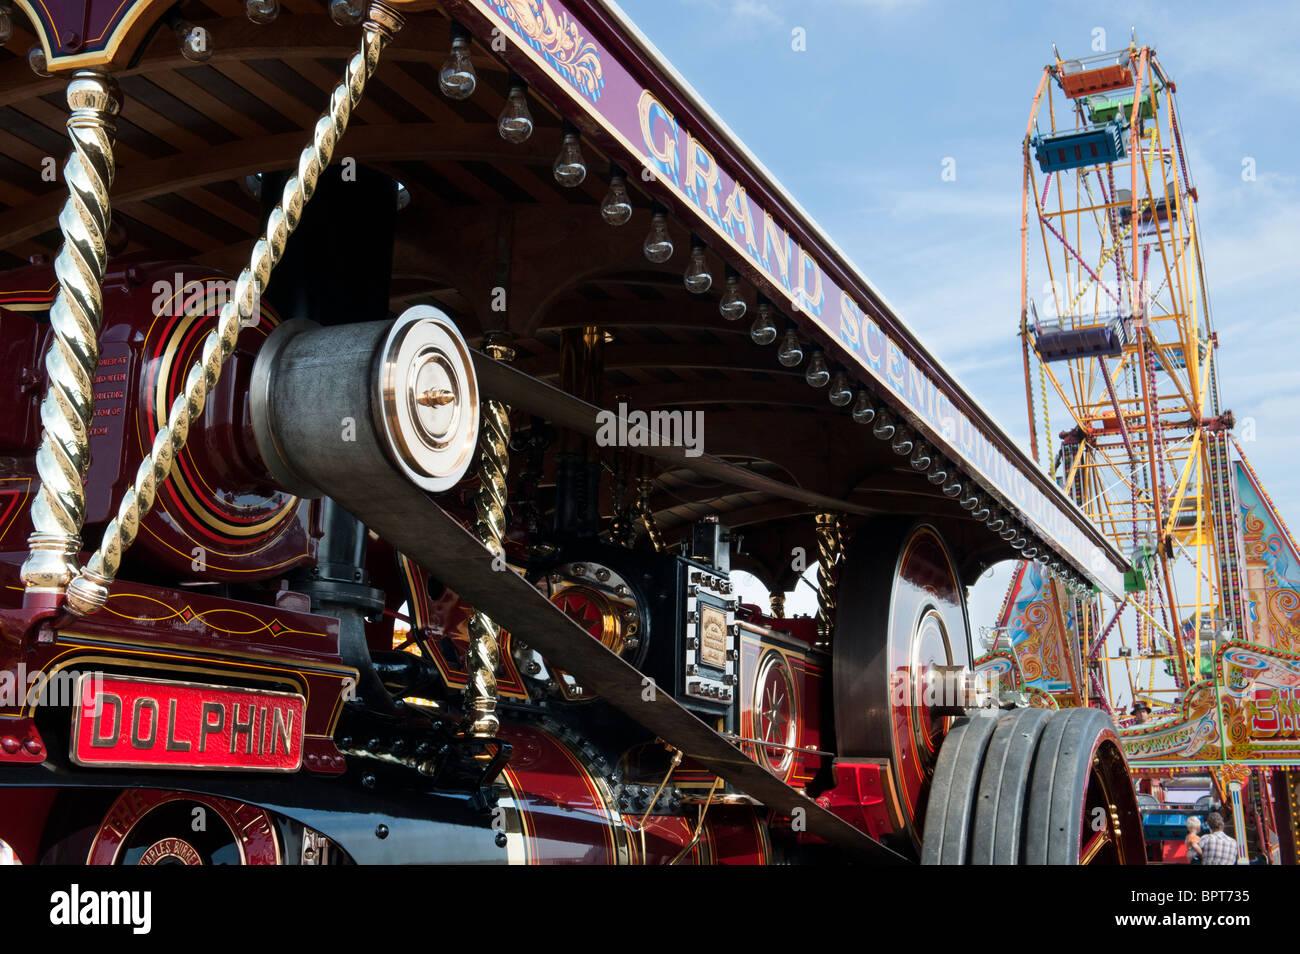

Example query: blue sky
[615,0,1300,628]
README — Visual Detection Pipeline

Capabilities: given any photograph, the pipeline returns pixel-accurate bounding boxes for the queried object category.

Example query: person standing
[1198,812,1239,865]
[1184,816,1202,864]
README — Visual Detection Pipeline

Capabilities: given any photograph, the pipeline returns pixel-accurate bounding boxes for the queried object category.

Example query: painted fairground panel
[1120,679,1223,768]
[987,560,1082,705]
[1237,460,1300,653]
[1120,642,1300,770]
[971,649,1058,709]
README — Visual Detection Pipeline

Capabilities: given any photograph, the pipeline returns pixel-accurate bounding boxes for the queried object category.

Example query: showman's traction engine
[0,0,1143,865]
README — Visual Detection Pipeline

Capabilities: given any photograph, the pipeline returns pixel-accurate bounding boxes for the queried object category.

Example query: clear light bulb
[683,241,712,293]
[777,330,803,367]
[498,85,534,143]
[891,427,914,456]
[804,350,829,387]
[438,34,477,100]
[986,510,1005,532]
[828,372,852,406]
[245,0,279,25]
[926,458,948,485]
[28,45,50,77]
[329,0,363,26]
[850,391,875,424]
[719,273,747,320]
[175,22,212,63]
[942,478,963,499]
[600,174,632,226]
[553,131,587,187]
[643,211,673,263]
[750,304,777,345]
[872,411,896,441]
[909,443,932,471]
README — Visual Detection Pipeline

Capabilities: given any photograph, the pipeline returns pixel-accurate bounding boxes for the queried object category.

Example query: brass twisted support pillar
[814,512,842,649]
[464,332,515,738]
[635,476,666,553]
[63,3,405,616]
[20,72,121,604]
[769,591,786,619]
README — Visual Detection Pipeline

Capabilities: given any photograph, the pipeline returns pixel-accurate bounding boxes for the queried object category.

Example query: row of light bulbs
[435,24,1095,595]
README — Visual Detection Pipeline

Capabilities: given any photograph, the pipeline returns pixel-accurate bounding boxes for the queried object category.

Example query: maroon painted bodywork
[0,258,316,586]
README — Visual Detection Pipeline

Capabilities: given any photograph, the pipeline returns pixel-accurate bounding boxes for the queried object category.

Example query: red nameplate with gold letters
[71,674,304,772]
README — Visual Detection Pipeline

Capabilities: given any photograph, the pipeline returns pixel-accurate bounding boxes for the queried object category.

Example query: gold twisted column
[465,333,515,738]
[635,476,665,553]
[20,72,121,603]
[63,3,405,616]
[814,512,842,649]
[769,591,786,619]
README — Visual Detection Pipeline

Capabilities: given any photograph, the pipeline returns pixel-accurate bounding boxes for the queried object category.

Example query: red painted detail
[622,808,767,865]
[0,788,57,863]
[303,736,347,775]
[0,493,20,534]
[0,717,45,764]
[497,722,621,864]
[704,809,769,864]
[626,815,704,865]
[72,675,304,772]
[554,589,605,639]
[819,761,900,841]
[87,789,281,864]
[0,305,46,459]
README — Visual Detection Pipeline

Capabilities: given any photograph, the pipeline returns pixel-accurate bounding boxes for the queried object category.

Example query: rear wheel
[922,707,1144,864]
[834,519,973,853]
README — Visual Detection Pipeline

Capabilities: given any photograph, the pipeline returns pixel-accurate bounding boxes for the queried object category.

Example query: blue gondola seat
[1032,120,1128,173]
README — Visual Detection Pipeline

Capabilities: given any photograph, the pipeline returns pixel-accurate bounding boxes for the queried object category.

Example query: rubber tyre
[1022,707,1122,865]
[968,707,1052,864]
[920,712,998,865]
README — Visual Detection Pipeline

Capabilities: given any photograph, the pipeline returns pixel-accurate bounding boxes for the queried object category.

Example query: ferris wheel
[1016,41,1244,715]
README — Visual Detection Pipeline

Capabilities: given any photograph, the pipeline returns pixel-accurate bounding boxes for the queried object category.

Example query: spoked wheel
[834,519,973,854]
[922,708,1145,865]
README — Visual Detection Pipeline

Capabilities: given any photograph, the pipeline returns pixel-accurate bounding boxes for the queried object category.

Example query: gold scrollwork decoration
[495,0,604,100]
